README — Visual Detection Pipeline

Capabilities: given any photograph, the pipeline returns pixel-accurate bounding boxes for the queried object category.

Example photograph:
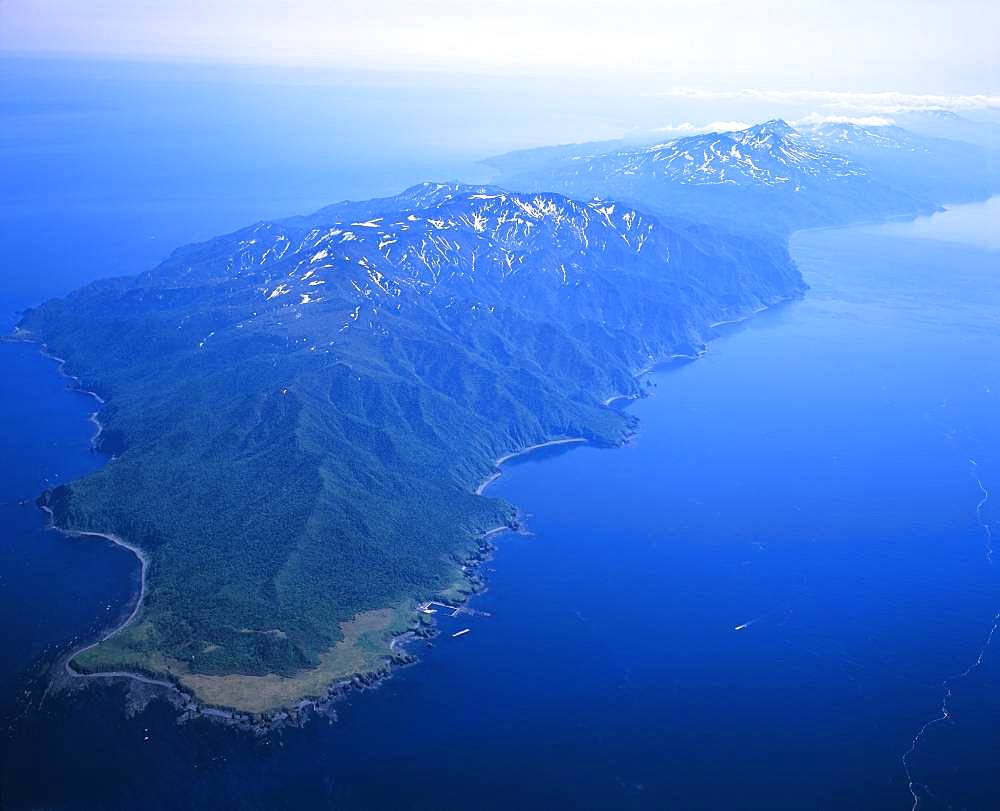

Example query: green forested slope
[19,184,803,709]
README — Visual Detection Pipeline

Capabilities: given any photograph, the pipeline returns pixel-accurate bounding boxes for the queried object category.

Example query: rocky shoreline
[16,288,798,733]
[38,483,523,735]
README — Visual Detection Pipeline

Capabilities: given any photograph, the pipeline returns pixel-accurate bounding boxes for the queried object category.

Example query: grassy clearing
[73,607,408,714]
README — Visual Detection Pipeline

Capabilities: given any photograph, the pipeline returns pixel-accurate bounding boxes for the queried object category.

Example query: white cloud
[656,89,1000,114]
[650,121,752,136]
[793,114,897,127]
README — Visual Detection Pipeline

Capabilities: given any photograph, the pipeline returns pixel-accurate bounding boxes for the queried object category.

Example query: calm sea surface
[2,199,999,809]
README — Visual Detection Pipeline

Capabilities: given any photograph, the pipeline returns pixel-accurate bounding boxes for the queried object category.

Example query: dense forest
[19,183,804,709]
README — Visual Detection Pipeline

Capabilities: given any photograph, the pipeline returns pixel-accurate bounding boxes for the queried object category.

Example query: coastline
[56,434,598,721]
[709,302,771,330]
[10,330,108,450]
[474,437,588,497]
[15,292,792,724]
[600,349,708,408]
[38,345,107,451]
[18,332,187,705]
[38,499,157,684]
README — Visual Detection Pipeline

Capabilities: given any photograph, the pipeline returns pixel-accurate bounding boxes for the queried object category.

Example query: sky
[2,0,998,99]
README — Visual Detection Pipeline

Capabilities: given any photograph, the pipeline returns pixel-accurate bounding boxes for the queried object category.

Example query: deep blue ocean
[3,58,1000,810]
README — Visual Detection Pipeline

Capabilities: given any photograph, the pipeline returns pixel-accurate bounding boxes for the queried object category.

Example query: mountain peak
[747,118,794,134]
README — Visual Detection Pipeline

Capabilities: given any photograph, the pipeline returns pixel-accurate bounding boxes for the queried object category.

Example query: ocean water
[0,57,504,315]
[2,198,999,809]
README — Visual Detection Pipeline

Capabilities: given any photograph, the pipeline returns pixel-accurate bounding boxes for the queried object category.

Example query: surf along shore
[18,327,604,724]
[8,286,783,723]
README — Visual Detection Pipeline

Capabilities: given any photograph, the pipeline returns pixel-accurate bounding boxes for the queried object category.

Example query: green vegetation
[74,608,410,713]
[21,184,803,711]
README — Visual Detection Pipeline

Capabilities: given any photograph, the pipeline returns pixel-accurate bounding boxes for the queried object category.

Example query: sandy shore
[709,302,770,329]
[475,437,587,497]
[600,350,707,407]
[38,504,152,680]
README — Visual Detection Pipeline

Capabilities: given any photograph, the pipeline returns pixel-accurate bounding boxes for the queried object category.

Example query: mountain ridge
[19,182,805,713]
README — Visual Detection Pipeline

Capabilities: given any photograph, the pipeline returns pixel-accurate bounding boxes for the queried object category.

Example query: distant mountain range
[891,108,1000,150]
[484,118,1000,233]
[800,120,999,203]
[19,183,803,713]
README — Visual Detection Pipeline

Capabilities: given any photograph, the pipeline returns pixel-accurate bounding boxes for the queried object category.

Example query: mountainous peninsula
[18,182,804,713]
[485,118,1000,233]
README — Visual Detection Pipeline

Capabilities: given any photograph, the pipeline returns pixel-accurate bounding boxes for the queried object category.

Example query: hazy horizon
[3,1,999,92]
[3,2,1000,172]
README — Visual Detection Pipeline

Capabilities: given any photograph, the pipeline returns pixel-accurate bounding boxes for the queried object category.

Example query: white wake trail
[901,460,998,809]
[971,459,993,563]
[902,614,1000,810]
